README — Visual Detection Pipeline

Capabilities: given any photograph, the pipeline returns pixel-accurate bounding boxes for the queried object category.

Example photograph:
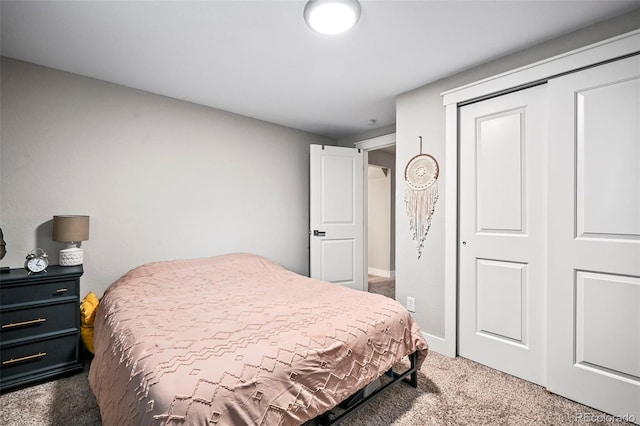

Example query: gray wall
[394,10,640,343]
[0,58,335,297]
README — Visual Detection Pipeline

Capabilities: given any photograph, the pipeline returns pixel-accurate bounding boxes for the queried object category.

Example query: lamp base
[59,247,83,266]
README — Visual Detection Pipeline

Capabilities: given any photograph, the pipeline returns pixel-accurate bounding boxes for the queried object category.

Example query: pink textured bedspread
[88,253,428,425]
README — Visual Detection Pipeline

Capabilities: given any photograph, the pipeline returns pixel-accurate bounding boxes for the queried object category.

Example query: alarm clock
[25,248,49,274]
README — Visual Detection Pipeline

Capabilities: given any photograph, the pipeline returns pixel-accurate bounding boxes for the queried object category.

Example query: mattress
[88,253,428,425]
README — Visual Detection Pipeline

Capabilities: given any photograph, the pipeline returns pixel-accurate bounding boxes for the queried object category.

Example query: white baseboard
[422,331,455,357]
[368,268,395,278]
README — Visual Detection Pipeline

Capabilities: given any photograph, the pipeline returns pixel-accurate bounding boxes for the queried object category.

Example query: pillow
[80,292,100,354]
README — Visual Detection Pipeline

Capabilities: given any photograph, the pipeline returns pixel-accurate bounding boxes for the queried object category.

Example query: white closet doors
[458,54,640,421]
[546,55,640,422]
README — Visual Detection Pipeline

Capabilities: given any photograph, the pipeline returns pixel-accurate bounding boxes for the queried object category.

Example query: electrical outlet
[406,296,415,313]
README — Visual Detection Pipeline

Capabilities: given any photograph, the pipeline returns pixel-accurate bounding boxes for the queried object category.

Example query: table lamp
[53,215,90,266]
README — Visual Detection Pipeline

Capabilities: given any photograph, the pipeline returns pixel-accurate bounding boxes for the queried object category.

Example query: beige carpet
[1,352,631,425]
[368,274,395,299]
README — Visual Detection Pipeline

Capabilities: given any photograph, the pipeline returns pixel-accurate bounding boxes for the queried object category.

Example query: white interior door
[547,55,640,421]
[310,145,364,291]
[459,84,547,386]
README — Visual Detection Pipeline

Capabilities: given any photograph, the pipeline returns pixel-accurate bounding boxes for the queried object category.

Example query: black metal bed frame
[315,351,419,425]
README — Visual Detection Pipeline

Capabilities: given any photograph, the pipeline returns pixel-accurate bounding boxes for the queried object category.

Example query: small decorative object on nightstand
[24,248,49,274]
[52,215,90,266]
[0,265,84,392]
[0,227,8,274]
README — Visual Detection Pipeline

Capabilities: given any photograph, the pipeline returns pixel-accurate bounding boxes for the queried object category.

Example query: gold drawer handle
[56,288,68,294]
[2,352,47,366]
[1,318,47,330]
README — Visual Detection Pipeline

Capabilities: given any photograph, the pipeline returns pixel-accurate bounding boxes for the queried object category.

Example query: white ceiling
[2,1,639,139]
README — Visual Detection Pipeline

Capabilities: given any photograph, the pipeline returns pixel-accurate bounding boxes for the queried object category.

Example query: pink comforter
[89,253,428,425]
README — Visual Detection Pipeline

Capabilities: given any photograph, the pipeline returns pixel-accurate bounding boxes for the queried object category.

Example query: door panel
[577,77,640,238]
[320,239,355,284]
[309,145,364,290]
[547,55,640,421]
[321,155,356,223]
[576,272,640,379]
[476,259,527,344]
[459,84,547,386]
[476,112,525,233]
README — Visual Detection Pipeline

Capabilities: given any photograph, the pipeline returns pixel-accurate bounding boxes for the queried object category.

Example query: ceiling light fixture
[304,0,361,35]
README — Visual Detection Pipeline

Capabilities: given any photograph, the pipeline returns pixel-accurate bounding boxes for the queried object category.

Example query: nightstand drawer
[1,334,79,380]
[1,302,78,343]
[0,279,78,306]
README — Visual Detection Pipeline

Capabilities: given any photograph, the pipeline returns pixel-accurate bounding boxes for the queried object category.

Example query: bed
[88,253,428,425]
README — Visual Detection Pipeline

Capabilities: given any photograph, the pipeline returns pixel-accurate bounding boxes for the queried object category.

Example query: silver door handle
[313,230,326,237]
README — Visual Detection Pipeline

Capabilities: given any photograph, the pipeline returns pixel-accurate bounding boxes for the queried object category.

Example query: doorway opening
[366,144,396,300]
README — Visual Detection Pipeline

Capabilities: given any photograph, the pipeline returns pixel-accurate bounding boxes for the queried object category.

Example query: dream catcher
[405,136,439,259]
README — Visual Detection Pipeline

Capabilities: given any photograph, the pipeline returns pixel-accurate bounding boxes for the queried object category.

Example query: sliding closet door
[458,84,547,386]
[547,55,640,421]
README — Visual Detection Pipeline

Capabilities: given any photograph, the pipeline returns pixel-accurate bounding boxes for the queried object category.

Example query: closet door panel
[458,84,547,386]
[577,77,640,238]
[547,55,640,423]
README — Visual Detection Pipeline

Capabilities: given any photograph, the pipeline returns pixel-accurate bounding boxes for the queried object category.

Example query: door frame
[440,29,640,357]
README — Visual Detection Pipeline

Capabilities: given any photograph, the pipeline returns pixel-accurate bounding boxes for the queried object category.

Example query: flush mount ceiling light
[304,0,361,35]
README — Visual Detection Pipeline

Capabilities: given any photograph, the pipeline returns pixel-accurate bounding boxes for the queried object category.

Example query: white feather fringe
[405,182,438,259]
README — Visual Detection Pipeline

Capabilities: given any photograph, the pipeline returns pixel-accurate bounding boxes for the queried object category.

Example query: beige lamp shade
[53,215,89,266]
[53,215,90,242]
